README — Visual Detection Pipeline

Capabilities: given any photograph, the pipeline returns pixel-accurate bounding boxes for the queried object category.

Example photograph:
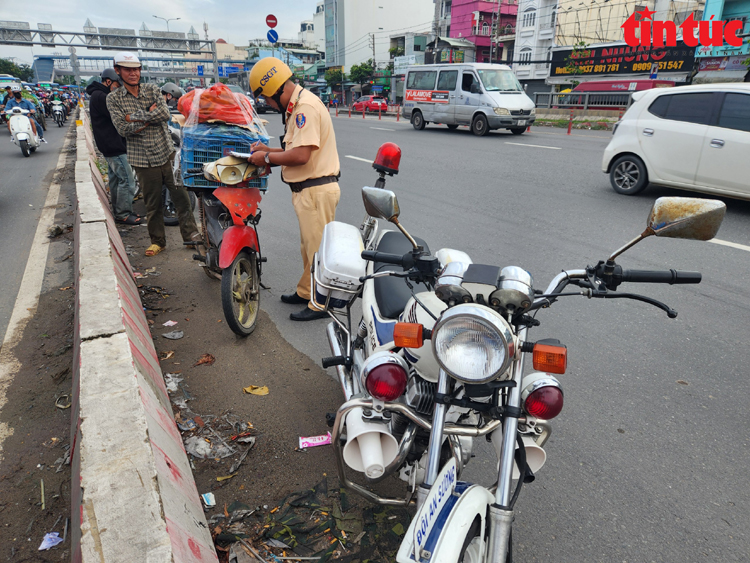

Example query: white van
[401,63,535,136]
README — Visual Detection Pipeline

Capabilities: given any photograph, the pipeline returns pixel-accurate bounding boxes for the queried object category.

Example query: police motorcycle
[312,142,726,562]
[51,100,65,127]
[2,106,41,157]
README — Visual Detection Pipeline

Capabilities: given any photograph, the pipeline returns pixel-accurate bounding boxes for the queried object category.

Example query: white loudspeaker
[342,407,399,479]
[491,428,547,479]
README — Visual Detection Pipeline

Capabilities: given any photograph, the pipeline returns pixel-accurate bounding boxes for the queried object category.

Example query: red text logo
[621,9,744,48]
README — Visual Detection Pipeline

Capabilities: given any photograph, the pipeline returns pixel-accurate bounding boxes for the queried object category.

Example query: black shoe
[281,292,308,305]
[290,307,328,321]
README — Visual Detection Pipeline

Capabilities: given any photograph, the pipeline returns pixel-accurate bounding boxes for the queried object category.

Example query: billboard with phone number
[404,90,450,103]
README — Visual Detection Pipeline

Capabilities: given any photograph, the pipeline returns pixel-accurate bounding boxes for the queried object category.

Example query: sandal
[115,214,142,226]
[145,244,165,257]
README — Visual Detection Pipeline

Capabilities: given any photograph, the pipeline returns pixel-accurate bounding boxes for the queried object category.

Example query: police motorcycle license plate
[413,457,457,560]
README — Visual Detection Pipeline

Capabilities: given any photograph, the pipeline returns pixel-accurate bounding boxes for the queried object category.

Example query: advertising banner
[404,90,450,103]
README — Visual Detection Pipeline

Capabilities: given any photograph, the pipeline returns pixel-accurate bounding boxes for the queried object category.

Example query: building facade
[314,2,326,54]
[449,0,518,63]
[324,0,435,72]
[693,0,750,82]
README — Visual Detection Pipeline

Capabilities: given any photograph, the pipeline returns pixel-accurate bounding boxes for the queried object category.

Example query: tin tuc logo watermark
[621,8,745,48]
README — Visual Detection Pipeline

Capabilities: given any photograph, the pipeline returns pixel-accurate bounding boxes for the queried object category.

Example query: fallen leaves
[243,385,269,396]
[194,353,216,367]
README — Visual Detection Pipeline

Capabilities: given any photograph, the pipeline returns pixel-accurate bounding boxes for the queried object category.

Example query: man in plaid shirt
[107,52,200,256]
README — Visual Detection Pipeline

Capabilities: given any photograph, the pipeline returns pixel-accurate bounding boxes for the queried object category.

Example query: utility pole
[370,33,376,67]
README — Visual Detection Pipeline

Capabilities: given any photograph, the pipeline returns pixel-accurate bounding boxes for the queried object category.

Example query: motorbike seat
[373,231,431,320]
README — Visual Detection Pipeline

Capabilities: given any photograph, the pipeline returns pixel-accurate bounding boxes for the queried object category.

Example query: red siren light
[373,142,401,176]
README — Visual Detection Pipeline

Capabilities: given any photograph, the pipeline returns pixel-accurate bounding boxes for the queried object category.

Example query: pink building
[449,0,518,63]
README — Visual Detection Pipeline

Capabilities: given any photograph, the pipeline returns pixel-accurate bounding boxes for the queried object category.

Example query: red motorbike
[184,159,268,336]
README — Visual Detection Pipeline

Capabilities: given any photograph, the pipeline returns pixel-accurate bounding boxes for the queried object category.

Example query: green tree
[0,59,34,81]
[324,68,345,89]
[389,46,405,58]
[349,59,374,90]
[563,41,591,88]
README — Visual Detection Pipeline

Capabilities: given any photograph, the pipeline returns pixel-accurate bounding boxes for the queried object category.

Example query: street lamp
[153,15,181,78]
[153,15,181,32]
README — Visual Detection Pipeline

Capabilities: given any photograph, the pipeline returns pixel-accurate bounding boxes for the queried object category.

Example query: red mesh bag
[178,83,256,126]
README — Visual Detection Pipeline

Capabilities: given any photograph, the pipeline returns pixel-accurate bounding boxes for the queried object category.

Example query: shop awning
[693,70,749,84]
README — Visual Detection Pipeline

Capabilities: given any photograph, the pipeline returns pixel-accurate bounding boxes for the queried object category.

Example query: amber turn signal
[393,323,424,348]
[532,343,567,374]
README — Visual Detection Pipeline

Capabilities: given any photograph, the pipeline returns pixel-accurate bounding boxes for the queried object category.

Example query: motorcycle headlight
[431,304,515,384]
[493,107,510,116]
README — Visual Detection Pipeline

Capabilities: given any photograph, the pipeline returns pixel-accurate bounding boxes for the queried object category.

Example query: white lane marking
[505,142,561,150]
[709,238,750,252]
[345,155,374,164]
[370,127,396,131]
[0,131,70,460]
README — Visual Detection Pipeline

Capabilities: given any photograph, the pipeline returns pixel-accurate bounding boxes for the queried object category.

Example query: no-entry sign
[266,14,277,28]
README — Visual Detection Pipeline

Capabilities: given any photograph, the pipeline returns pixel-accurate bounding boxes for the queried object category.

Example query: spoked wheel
[221,251,260,336]
[610,155,648,195]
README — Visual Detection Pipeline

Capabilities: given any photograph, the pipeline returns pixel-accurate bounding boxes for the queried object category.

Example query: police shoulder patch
[296,113,306,128]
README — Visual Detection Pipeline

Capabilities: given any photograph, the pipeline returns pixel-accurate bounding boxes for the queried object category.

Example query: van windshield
[477,70,522,92]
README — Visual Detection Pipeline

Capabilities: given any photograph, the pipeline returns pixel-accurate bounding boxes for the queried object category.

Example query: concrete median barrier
[71,111,218,562]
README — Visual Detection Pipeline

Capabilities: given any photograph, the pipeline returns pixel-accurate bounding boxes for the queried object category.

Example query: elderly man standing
[106,52,200,256]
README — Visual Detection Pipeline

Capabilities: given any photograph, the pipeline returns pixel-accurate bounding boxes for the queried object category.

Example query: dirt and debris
[0,140,77,561]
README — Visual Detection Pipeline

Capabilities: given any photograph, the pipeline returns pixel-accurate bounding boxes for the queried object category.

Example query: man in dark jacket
[86,69,141,225]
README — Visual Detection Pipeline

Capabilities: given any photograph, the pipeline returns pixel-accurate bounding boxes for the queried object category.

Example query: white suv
[602,83,750,201]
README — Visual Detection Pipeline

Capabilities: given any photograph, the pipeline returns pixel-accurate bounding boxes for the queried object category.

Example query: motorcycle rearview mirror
[361,187,419,250]
[609,197,726,261]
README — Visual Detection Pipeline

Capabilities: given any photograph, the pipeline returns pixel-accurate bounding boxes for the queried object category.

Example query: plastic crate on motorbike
[178,84,271,189]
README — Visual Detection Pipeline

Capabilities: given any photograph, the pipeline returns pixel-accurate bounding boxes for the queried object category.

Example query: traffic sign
[649,62,658,80]
[218,65,225,78]
[267,29,278,44]
[197,65,204,77]
[266,14,277,28]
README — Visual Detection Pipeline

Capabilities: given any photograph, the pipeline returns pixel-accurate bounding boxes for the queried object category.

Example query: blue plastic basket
[181,126,270,190]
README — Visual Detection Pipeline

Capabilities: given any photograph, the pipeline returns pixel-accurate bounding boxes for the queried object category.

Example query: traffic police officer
[248,58,341,321]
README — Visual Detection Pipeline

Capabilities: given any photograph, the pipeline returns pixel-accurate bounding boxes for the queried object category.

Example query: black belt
[286,173,341,193]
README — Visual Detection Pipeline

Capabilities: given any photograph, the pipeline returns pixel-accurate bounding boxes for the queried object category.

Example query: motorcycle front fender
[396,484,494,563]
[218,225,259,269]
[14,132,29,142]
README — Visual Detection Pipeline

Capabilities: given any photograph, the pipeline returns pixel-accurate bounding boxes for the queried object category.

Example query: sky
[0,0,319,65]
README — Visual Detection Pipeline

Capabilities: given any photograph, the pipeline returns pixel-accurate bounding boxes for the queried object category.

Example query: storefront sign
[550,41,694,77]
[698,55,750,72]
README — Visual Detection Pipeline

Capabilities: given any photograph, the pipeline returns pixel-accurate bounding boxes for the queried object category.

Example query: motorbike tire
[30,147,36,153]
[20,140,30,157]
[471,114,489,137]
[412,111,426,131]
[38,113,47,131]
[459,517,512,563]
[57,116,63,127]
[221,250,260,337]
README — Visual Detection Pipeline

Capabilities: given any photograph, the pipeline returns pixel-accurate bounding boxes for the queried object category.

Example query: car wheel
[610,155,648,195]
[471,114,489,137]
[412,111,426,130]
[447,124,459,130]
[510,127,526,135]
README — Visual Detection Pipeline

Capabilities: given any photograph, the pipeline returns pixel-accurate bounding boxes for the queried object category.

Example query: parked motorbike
[51,101,65,127]
[2,107,41,157]
[313,142,726,562]
[184,157,268,337]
